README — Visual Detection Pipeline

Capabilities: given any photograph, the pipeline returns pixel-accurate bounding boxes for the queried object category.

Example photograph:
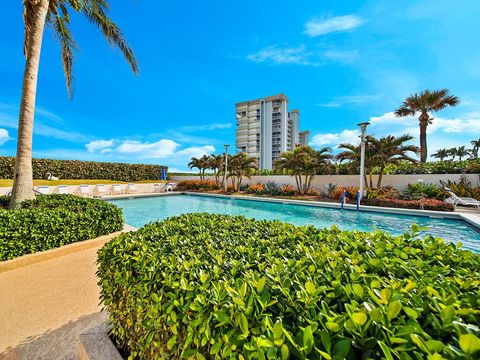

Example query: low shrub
[98,214,480,359]
[246,183,266,195]
[404,182,445,200]
[0,194,123,260]
[175,180,219,191]
[0,156,166,181]
[264,181,281,196]
[366,186,400,200]
[281,184,296,196]
[330,186,359,201]
[364,198,455,212]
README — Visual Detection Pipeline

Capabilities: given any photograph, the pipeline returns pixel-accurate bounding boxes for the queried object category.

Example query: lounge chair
[111,184,124,195]
[166,182,177,192]
[95,184,108,197]
[444,187,480,210]
[57,185,69,194]
[126,183,137,194]
[154,183,166,193]
[76,185,91,197]
[36,186,50,195]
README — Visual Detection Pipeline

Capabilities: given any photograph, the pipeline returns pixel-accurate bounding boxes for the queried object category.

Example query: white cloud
[86,139,114,153]
[323,50,358,63]
[318,95,380,108]
[0,128,10,145]
[247,45,315,66]
[86,137,215,161]
[304,15,365,37]
[311,129,360,146]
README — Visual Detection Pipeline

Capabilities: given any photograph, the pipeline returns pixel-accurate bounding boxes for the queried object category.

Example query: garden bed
[98,213,480,359]
[0,194,123,261]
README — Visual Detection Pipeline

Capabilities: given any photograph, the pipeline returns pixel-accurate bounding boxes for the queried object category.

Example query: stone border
[76,322,122,360]
[0,224,137,274]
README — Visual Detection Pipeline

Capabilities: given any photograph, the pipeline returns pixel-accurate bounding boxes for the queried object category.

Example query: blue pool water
[109,194,480,252]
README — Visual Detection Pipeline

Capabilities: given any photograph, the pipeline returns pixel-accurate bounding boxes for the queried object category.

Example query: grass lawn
[0,179,166,187]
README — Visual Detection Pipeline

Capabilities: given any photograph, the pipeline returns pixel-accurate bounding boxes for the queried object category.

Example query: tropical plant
[336,142,373,187]
[447,148,457,161]
[470,139,480,159]
[175,180,219,192]
[280,184,295,196]
[432,148,449,161]
[441,176,480,200]
[246,183,265,195]
[227,153,258,192]
[98,214,478,359]
[188,157,203,179]
[405,182,445,200]
[208,154,224,186]
[10,0,138,209]
[369,134,418,187]
[394,89,459,163]
[456,146,470,161]
[274,146,332,194]
[264,181,281,196]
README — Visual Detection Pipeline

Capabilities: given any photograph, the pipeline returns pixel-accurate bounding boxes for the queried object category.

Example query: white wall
[170,174,479,190]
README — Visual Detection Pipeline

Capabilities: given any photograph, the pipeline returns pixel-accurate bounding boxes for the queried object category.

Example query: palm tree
[432,148,449,161]
[10,0,138,208]
[188,157,203,179]
[394,89,459,163]
[447,148,457,161]
[336,141,375,188]
[456,146,470,161]
[274,146,332,194]
[227,153,257,192]
[207,154,224,186]
[370,134,418,188]
[470,139,480,159]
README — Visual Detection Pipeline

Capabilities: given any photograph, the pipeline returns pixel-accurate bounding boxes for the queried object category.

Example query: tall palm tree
[336,141,376,188]
[432,148,449,161]
[10,0,138,209]
[394,89,459,163]
[456,146,470,161]
[274,146,332,194]
[470,139,480,159]
[208,154,224,186]
[370,134,418,188]
[227,153,257,192]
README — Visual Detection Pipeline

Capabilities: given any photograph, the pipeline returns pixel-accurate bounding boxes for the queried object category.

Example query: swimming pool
[109,194,480,252]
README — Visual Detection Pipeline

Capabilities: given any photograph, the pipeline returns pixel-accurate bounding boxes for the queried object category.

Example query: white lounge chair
[95,184,108,197]
[111,184,124,195]
[37,186,50,195]
[126,183,137,194]
[57,185,69,194]
[166,182,177,192]
[76,185,91,197]
[444,187,480,210]
[154,183,166,193]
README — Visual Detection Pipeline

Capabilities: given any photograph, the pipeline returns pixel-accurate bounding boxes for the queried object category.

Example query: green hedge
[0,156,167,181]
[98,214,480,359]
[0,194,123,260]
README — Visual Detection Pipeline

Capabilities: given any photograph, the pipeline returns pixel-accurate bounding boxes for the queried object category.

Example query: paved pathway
[0,234,119,360]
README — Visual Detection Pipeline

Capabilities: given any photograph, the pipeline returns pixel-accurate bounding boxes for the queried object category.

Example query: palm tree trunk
[419,113,429,163]
[10,0,50,209]
[376,165,385,188]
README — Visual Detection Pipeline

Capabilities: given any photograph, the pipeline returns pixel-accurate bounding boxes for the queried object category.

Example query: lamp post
[224,144,229,192]
[357,122,370,200]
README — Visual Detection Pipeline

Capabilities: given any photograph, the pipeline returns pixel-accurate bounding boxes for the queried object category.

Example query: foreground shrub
[364,198,454,212]
[0,194,123,260]
[98,214,479,359]
[0,156,166,181]
[175,179,219,191]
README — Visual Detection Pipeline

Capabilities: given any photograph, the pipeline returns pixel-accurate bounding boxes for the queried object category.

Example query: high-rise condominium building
[235,94,309,170]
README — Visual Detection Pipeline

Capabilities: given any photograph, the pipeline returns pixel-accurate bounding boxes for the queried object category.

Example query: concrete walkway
[0,232,123,360]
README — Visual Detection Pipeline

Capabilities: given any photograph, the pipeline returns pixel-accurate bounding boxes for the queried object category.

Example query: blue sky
[1,0,480,171]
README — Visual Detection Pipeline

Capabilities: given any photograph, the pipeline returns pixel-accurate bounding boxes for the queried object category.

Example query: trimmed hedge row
[364,198,455,212]
[98,214,480,359]
[0,194,123,260]
[0,156,167,181]
[176,180,220,191]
